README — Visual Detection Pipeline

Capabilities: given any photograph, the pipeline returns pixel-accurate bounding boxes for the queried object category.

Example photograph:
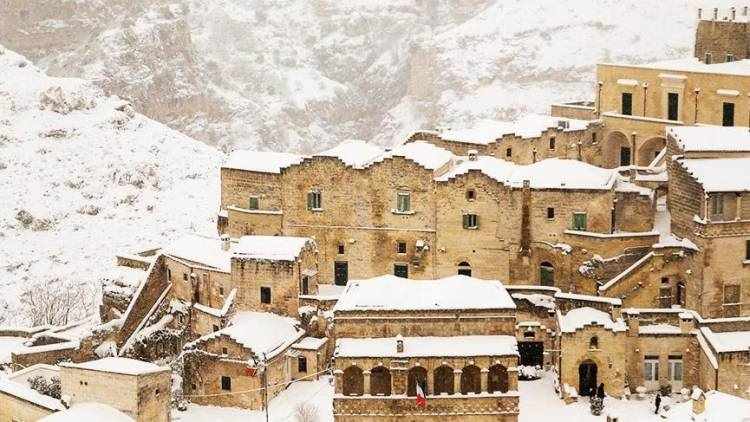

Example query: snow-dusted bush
[518,365,543,380]
[20,279,95,326]
[28,375,61,399]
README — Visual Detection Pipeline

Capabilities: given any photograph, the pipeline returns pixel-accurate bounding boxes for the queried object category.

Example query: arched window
[457,261,472,277]
[488,364,509,393]
[343,366,363,396]
[370,366,391,396]
[589,336,599,350]
[433,365,454,395]
[460,365,481,394]
[407,366,427,397]
[540,262,554,287]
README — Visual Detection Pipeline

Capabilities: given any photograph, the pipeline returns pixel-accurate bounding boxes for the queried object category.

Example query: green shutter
[307,192,313,210]
[462,214,469,229]
[474,214,479,228]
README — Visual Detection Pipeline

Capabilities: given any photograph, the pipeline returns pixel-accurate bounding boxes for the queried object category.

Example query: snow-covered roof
[700,327,750,353]
[40,403,134,422]
[190,312,304,360]
[335,335,518,358]
[559,307,627,333]
[292,337,328,351]
[676,157,750,192]
[223,150,304,173]
[437,114,591,145]
[376,141,454,170]
[316,139,384,168]
[669,125,750,152]
[663,390,750,422]
[437,156,616,190]
[60,357,168,376]
[554,292,622,306]
[334,274,516,312]
[602,57,750,77]
[638,323,682,335]
[233,235,313,261]
[163,233,232,272]
[0,378,64,411]
[7,364,60,386]
[511,293,556,310]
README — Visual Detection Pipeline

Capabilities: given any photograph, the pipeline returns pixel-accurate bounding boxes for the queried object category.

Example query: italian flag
[415,383,427,408]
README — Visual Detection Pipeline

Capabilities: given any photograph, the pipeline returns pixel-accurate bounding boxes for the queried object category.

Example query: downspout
[642,83,648,117]
[694,88,700,124]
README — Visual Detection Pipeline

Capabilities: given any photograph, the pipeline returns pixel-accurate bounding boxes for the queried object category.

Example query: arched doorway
[457,261,472,276]
[488,364,509,393]
[433,365,454,395]
[407,366,427,397]
[460,365,481,394]
[370,366,391,396]
[604,131,630,168]
[578,360,598,397]
[637,137,666,166]
[343,366,364,396]
[540,262,555,287]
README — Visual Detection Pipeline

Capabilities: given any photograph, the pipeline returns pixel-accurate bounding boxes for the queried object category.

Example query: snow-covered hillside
[0,0,731,152]
[0,45,221,325]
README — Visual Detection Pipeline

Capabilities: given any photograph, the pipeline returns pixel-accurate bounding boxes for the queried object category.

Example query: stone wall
[0,391,55,422]
[694,20,750,63]
[559,326,628,398]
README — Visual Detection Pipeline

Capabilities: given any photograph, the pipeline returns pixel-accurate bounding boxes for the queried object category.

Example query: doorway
[619,146,631,166]
[394,263,408,278]
[334,262,348,286]
[578,360,597,397]
[518,342,544,367]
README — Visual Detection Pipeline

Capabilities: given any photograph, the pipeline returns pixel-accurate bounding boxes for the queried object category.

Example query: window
[248,196,259,210]
[589,336,599,349]
[592,132,597,144]
[222,347,228,355]
[705,52,713,64]
[723,102,735,126]
[337,242,345,255]
[726,53,734,62]
[396,192,411,213]
[301,276,309,295]
[212,324,219,332]
[298,356,308,373]
[506,147,512,158]
[457,261,472,276]
[644,357,659,382]
[463,214,479,229]
[667,92,679,121]
[466,189,476,201]
[524,331,535,339]
[540,262,555,287]
[167,269,172,281]
[711,194,724,215]
[620,146,631,166]
[183,273,188,281]
[621,92,633,115]
[155,388,160,397]
[676,281,686,306]
[397,242,407,254]
[746,240,750,260]
[572,212,587,231]
[260,287,271,304]
[394,263,408,278]
[724,284,741,317]
[668,356,683,382]
[546,207,555,219]
[221,376,232,391]
[549,137,556,150]
[659,284,672,308]
[219,286,224,296]
[307,191,322,210]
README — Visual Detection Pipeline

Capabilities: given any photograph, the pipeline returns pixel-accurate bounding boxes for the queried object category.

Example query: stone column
[508,367,519,391]
[481,368,489,392]
[363,370,371,396]
[334,369,343,394]
[630,132,637,166]
[392,368,407,396]
[453,369,462,394]
[426,367,433,395]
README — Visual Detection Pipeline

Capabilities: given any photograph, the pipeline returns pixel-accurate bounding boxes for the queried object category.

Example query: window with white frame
[463,213,479,229]
[307,190,322,210]
[668,356,683,382]
[396,192,411,213]
[644,357,659,382]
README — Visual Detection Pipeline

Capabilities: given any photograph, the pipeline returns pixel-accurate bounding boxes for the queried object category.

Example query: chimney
[731,7,736,20]
[396,334,404,353]
[468,149,478,161]
[744,6,749,16]
[698,8,702,19]
[713,8,718,20]
[221,234,230,251]
[679,312,694,334]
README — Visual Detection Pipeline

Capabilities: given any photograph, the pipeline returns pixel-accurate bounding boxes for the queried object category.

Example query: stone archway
[433,365,454,395]
[637,136,666,166]
[343,366,364,396]
[604,131,630,168]
[370,366,391,396]
[578,359,598,397]
[407,366,427,397]
[539,262,555,287]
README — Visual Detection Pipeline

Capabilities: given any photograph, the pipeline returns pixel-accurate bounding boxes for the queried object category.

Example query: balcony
[333,392,519,417]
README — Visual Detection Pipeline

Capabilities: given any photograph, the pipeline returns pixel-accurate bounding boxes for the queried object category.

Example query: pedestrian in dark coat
[596,383,605,399]
[654,393,662,414]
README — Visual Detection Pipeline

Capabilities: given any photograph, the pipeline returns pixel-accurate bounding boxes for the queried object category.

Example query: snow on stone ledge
[316,139,384,168]
[334,274,516,312]
[638,323,682,335]
[234,235,313,261]
[559,307,627,333]
[669,125,750,153]
[700,327,750,353]
[676,157,750,193]
[335,335,518,358]
[223,150,304,173]
[0,378,65,411]
[60,357,168,376]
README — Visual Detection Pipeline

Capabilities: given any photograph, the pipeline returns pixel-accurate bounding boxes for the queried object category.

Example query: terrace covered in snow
[233,235,313,261]
[675,157,750,192]
[699,327,750,353]
[558,307,627,333]
[223,150,304,173]
[601,57,750,77]
[60,357,168,376]
[187,311,304,361]
[669,125,750,153]
[163,233,233,273]
[40,402,134,422]
[436,114,592,145]
[335,335,518,358]
[333,274,516,312]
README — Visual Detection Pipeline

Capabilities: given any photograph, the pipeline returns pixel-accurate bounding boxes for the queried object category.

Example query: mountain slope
[0,0,727,151]
[0,45,221,325]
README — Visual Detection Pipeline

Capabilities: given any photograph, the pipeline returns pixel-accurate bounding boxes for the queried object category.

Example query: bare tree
[295,403,319,422]
[19,279,95,326]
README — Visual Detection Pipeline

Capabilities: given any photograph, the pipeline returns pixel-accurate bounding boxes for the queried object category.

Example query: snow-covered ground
[0,45,222,325]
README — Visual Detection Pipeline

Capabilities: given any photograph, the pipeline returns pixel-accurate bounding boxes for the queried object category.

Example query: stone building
[332,275,520,421]
[694,6,750,63]
[219,139,656,294]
